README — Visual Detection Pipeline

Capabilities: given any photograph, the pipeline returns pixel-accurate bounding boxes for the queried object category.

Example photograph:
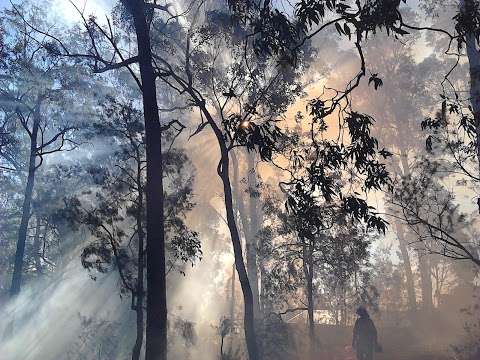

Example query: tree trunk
[302,242,315,349]
[203,109,258,359]
[395,151,418,316]
[231,150,261,320]
[231,152,250,244]
[127,2,167,359]
[32,215,42,274]
[132,148,145,360]
[246,151,260,319]
[10,104,40,296]
[228,263,236,353]
[395,222,417,315]
[230,262,236,322]
[341,287,347,327]
[219,152,259,360]
[417,251,433,312]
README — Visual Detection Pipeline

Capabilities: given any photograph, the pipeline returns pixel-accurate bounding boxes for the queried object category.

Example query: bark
[246,151,260,319]
[232,151,261,320]
[231,152,250,243]
[302,242,315,349]
[395,222,417,315]
[396,151,418,315]
[417,251,433,312]
[10,103,40,296]
[32,215,42,274]
[132,147,145,360]
[400,150,432,313]
[127,2,167,359]
[340,287,347,327]
[220,154,259,360]
[230,262,236,322]
[259,261,267,315]
[229,263,236,352]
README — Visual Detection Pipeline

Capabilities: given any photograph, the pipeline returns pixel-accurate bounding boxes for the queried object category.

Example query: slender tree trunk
[229,263,236,352]
[417,251,433,312]
[32,215,42,274]
[10,105,40,296]
[395,222,417,315]
[341,287,347,326]
[132,149,145,360]
[302,242,315,349]
[401,150,432,313]
[246,151,260,320]
[232,150,261,320]
[231,152,250,243]
[219,152,258,360]
[259,261,267,316]
[396,151,418,316]
[202,108,258,360]
[230,262,236,322]
[126,2,167,359]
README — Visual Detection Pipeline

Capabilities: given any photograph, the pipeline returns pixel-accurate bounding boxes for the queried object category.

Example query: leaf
[343,23,351,39]
[379,148,393,159]
[335,22,343,35]
[368,74,383,90]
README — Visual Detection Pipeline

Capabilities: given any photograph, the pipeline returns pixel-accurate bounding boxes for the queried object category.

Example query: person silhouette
[352,307,379,360]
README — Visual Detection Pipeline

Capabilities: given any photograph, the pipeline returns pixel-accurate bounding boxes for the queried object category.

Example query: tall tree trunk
[228,263,236,353]
[340,287,347,327]
[401,150,432,313]
[232,150,261,320]
[126,2,167,359]
[132,148,145,360]
[417,251,433,312]
[302,242,315,349]
[230,262,236,321]
[395,222,417,315]
[231,151,250,243]
[32,215,42,274]
[259,261,267,316]
[200,106,258,359]
[204,110,258,359]
[219,152,259,360]
[396,151,418,316]
[246,151,260,319]
[10,104,40,296]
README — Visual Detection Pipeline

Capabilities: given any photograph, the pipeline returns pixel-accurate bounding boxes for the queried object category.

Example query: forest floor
[293,324,458,360]
[315,347,452,360]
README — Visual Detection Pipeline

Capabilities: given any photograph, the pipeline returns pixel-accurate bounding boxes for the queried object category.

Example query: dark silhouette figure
[352,307,378,360]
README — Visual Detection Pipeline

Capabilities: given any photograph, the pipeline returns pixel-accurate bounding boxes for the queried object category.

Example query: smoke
[0,245,130,360]
[0,227,235,360]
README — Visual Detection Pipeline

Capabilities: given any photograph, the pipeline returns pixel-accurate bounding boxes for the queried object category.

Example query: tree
[409,0,480,210]
[351,29,443,314]
[141,7,309,358]
[12,1,187,356]
[261,181,378,351]
[389,158,480,267]
[18,0,409,357]
[0,4,87,295]
[66,97,200,360]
